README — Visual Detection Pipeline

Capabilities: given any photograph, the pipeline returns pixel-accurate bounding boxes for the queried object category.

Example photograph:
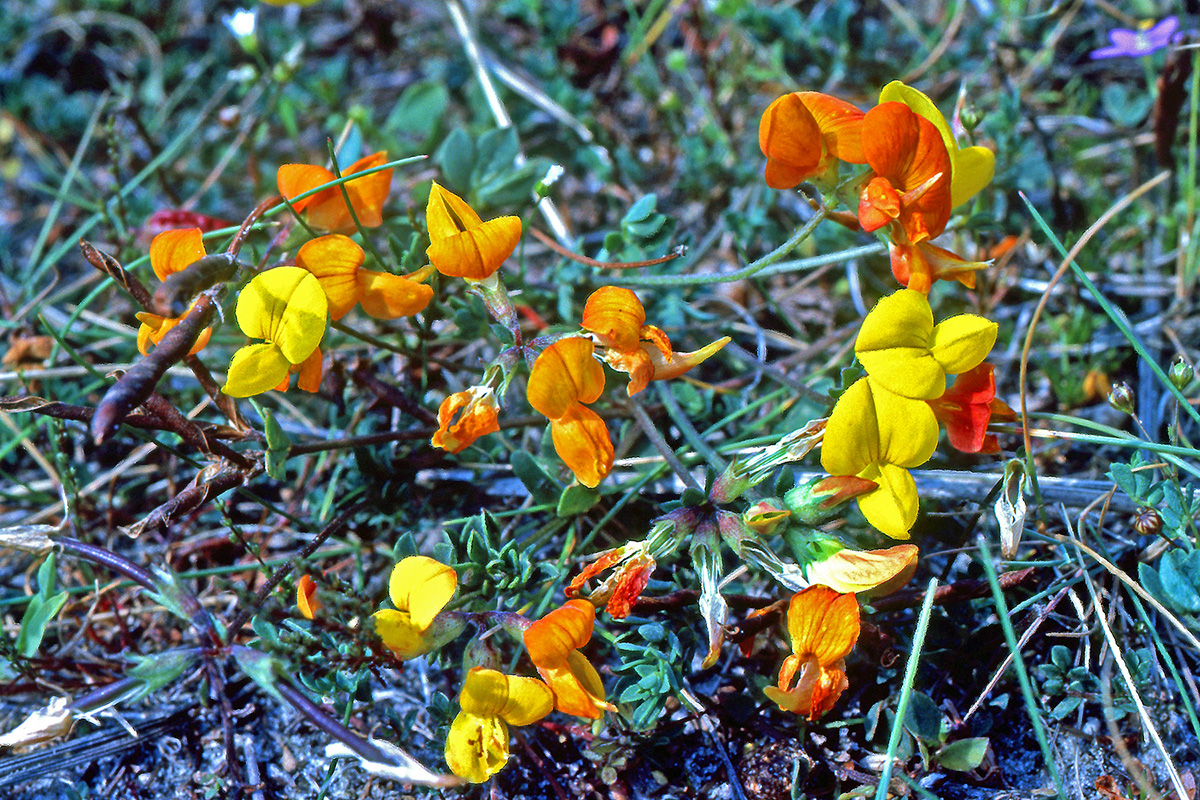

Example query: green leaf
[937,738,989,772]
[1050,644,1072,671]
[1108,462,1137,500]
[263,409,291,481]
[557,483,599,517]
[902,691,943,744]
[1159,549,1200,613]
[231,647,284,703]
[386,81,449,141]
[471,128,520,187]
[623,194,658,223]
[436,128,476,192]
[16,590,67,658]
[511,450,560,505]
[1051,695,1083,719]
[125,649,198,700]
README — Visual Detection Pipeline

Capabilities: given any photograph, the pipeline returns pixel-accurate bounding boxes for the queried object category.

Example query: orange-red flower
[135,229,214,356]
[927,362,1016,454]
[277,151,392,234]
[432,386,501,454]
[566,542,656,619]
[526,337,614,487]
[759,92,866,190]
[763,585,860,720]
[425,182,522,280]
[295,234,432,321]
[296,574,320,619]
[523,599,614,719]
[581,287,729,396]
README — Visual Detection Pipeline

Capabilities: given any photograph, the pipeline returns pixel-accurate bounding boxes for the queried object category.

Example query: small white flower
[223,9,257,39]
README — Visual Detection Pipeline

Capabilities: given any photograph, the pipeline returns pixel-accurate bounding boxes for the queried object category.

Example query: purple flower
[1090,16,1179,59]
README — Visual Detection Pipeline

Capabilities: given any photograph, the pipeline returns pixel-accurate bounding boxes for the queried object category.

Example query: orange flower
[759,92,866,190]
[277,151,392,234]
[432,386,501,454]
[425,182,522,280]
[135,229,214,356]
[764,585,860,720]
[296,574,320,619]
[295,234,432,321]
[581,286,729,396]
[927,363,1016,454]
[523,599,614,719]
[271,346,322,393]
[566,542,657,619]
[526,337,614,487]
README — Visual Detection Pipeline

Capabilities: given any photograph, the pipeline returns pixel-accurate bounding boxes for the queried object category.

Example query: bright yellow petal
[550,406,614,488]
[236,267,327,363]
[497,675,555,726]
[929,314,998,376]
[295,234,364,320]
[149,228,206,282]
[444,711,508,784]
[855,290,945,399]
[373,608,433,660]
[388,555,457,630]
[820,378,880,478]
[857,462,919,539]
[358,270,433,319]
[644,337,730,383]
[950,145,995,208]
[871,381,939,467]
[527,337,605,419]
[223,343,292,397]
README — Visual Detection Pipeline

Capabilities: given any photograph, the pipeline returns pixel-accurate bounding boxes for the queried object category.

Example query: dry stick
[526,226,685,269]
[79,241,153,309]
[228,195,283,259]
[122,465,247,539]
[628,397,702,493]
[1019,171,1172,485]
[140,392,253,469]
[0,396,241,438]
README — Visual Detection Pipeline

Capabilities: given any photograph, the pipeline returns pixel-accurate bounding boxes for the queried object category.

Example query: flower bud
[783,475,877,525]
[1108,382,1135,414]
[1170,359,1194,391]
[744,500,790,535]
[1132,508,1162,536]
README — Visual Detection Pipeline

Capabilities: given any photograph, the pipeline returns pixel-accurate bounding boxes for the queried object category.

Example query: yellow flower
[135,229,214,356]
[425,182,522,280]
[444,668,554,783]
[295,234,432,321]
[432,386,501,454]
[523,599,614,719]
[373,556,463,661]
[581,286,729,396]
[854,289,997,401]
[764,585,860,720]
[526,337,614,488]
[820,377,938,539]
[877,81,995,209]
[223,267,327,397]
[277,151,392,234]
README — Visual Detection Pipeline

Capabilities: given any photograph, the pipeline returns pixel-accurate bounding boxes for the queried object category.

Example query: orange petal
[785,585,860,666]
[337,151,392,229]
[295,234,365,320]
[581,286,647,353]
[536,651,613,719]
[432,388,500,454]
[295,346,322,393]
[149,228,206,282]
[358,270,433,319]
[759,93,823,189]
[861,103,951,243]
[798,91,867,164]
[296,574,320,619]
[524,599,595,667]
[526,337,605,419]
[643,336,730,383]
[550,405,614,488]
[277,163,336,213]
[425,182,521,280]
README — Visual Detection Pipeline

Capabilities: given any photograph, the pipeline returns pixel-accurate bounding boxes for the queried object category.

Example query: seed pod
[154,253,239,317]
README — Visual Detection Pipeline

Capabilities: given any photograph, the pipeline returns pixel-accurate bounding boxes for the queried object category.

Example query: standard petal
[784,586,859,666]
[820,378,881,478]
[296,574,320,619]
[857,462,919,539]
[388,555,457,629]
[277,163,336,213]
[855,290,934,351]
[550,406,614,488]
[427,216,522,280]
[527,337,605,419]
[524,599,594,667]
[240,267,327,364]
[426,182,484,241]
[296,234,365,320]
[950,145,995,208]
[223,343,292,397]
[759,93,823,189]
[338,151,392,229]
[799,91,866,163]
[872,383,939,467]
[581,286,646,352]
[358,270,433,319]
[149,228,206,282]
[929,314,997,376]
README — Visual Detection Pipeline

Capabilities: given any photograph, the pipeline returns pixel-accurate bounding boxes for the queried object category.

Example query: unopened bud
[783,475,877,525]
[1107,382,1135,415]
[1132,508,1162,536]
[1170,359,1194,391]
[744,500,790,535]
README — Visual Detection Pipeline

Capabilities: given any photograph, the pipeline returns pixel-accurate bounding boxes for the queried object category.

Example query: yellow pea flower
[523,599,614,720]
[854,289,997,401]
[878,81,995,209]
[804,544,919,597]
[223,267,328,398]
[432,386,501,454]
[425,182,522,280]
[764,586,860,720]
[820,377,938,539]
[444,667,554,783]
[372,555,464,661]
[135,229,214,356]
[526,337,614,488]
[581,286,729,396]
[294,234,432,321]
[277,151,392,234]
